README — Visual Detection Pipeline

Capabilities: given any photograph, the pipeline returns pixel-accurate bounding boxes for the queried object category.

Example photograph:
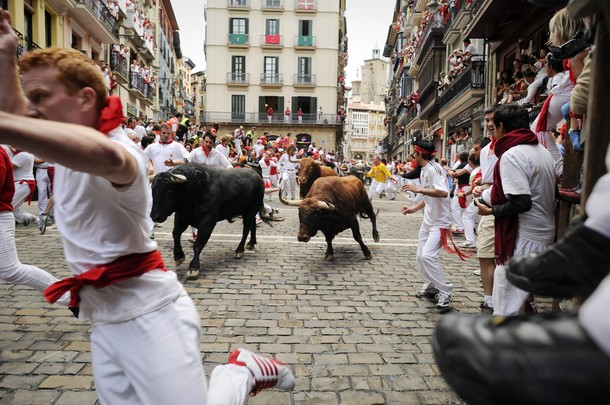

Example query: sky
[172,0,396,84]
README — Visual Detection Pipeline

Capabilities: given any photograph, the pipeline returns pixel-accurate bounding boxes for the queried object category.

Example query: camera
[547,31,590,60]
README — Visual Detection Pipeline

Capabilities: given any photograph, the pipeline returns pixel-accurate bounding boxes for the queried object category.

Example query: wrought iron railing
[14,29,41,58]
[294,74,316,85]
[203,111,339,125]
[110,49,129,80]
[260,73,283,85]
[226,72,250,84]
[76,0,117,33]
[440,60,485,106]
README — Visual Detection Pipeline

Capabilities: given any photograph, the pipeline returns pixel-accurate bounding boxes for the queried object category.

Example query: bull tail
[359,208,379,220]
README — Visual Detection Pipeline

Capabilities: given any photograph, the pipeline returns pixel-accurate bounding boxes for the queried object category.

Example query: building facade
[204,0,348,154]
[383,0,559,164]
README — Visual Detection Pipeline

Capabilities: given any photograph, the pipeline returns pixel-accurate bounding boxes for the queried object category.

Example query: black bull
[279,175,380,260]
[150,163,265,279]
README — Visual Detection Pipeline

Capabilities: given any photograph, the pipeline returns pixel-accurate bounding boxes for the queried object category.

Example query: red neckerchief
[44,250,166,308]
[97,96,124,134]
[491,128,539,265]
[160,139,174,145]
[201,146,211,156]
[489,135,497,151]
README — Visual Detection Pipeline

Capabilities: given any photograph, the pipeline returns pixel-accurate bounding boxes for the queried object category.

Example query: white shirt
[144,140,189,174]
[259,157,277,177]
[417,160,452,228]
[479,143,498,185]
[53,127,184,324]
[11,151,35,181]
[499,143,556,245]
[188,147,233,169]
[278,153,298,173]
[215,143,230,159]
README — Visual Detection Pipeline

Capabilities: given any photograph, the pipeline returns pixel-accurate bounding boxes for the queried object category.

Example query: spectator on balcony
[266,106,274,123]
[316,106,323,124]
[512,58,524,75]
[462,38,481,63]
[284,106,291,123]
[297,108,303,124]
[448,49,463,78]
[130,60,139,88]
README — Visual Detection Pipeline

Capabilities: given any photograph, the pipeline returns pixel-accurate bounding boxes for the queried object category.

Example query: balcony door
[264,56,279,83]
[232,95,245,121]
[231,55,246,82]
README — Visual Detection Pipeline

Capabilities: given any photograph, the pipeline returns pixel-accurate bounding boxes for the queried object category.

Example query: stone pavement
[0,193,523,404]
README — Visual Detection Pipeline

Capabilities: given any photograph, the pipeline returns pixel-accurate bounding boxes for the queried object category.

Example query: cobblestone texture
[0,196,553,404]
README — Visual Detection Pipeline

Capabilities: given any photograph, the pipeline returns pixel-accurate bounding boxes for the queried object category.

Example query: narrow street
[1,194,491,405]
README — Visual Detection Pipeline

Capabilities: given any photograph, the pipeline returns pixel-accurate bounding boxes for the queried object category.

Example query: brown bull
[279,175,379,260]
[289,156,338,198]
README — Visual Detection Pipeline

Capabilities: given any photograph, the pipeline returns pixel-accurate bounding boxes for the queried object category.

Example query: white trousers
[416,225,453,294]
[12,182,37,224]
[585,143,610,238]
[493,237,550,316]
[450,185,470,230]
[368,180,386,199]
[281,172,297,200]
[462,199,478,244]
[36,168,52,215]
[0,211,69,305]
[91,294,254,405]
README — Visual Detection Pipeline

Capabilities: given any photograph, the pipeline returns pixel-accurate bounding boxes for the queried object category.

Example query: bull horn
[313,159,323,165]
[169,172,187,183]
[265,187,280,194]
[288,156,300,164]
[278,190,302,206]
[317,201,336,211]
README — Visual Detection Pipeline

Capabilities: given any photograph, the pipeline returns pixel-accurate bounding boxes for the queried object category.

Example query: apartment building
[384,0,560,163]
[204,0,348,153]
[191,70,207,124]
[6,0,185,122]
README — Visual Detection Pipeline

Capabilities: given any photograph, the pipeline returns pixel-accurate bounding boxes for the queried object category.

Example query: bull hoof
[324,254,333,261]
[175,257,185,266]
[364,253,372,260]
[186,269,200,279]
[246,244,255,250]
[235,252,243,259]
[373,233,380,243]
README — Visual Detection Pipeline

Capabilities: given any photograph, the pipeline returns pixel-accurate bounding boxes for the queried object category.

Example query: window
[232,95,245,121]
[265,19,280,35]
[264,0,282,6]
[229,18,248,34]
[264,57,279,82]
[298,20,312,36]
[297,57,311,76]
[231,56,246,82]
[45,11,53,48]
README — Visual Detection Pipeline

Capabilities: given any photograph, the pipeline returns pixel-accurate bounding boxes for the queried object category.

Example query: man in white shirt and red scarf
[0,10,293,405]
[475,104,556,316]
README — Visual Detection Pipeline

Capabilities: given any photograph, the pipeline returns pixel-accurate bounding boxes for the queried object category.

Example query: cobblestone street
[0,194,489,405]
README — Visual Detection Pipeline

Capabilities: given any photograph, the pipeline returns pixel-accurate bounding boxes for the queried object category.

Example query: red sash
[17,180,36,205]
[44,250,166,307]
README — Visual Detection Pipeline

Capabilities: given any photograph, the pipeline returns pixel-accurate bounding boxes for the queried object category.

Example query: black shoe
[507,224,610,300]
[433,312,610,405]
[479,301,493,314]
[415,286,439,301]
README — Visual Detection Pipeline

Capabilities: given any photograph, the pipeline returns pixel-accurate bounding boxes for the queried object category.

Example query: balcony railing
[13,29,41,58]
[260,73,283,85]
[261,34,283,47]
[227,33,249,46]
[293,74,316,86]
[129,71,154,101]
[76,0,117,34]
[262,0,284,10]
[294,0,316,12]
[294,35,316,47]
[226,72,250,85]
[227,0,250,9]
[440,60,485,106]
[203,111,340,125]
[110,49,129,80]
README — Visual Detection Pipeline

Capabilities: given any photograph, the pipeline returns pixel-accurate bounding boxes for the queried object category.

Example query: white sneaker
[458,241,476,249]
[228,348,295,395]
[435,291,453,309]
[473,269,481,276]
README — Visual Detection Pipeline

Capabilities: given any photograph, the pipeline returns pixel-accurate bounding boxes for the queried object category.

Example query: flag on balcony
[298,36,313,46]
[297,0,315,10]
[265,35,281,44]
[230,34,248,44]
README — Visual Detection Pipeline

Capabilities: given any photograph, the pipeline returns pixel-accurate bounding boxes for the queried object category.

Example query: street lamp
[426,0,440,13]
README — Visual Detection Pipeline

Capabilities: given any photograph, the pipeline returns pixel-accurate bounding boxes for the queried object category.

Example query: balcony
[110,50,129,83]
[261,34,283,49]
[260,73,283,87]
[227,33,250,48]
[294,0,316,13]
[262,0,284,11]
[128,72,154,102]
[293,74,316,88]
[440,61,485,108]
[443,2,474,44]
[294,35,316,49]
[70,0,117,43]
[227,0,250,11]
[203,111,340,125]
[13,29,41,58]
[226,72,250,87]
